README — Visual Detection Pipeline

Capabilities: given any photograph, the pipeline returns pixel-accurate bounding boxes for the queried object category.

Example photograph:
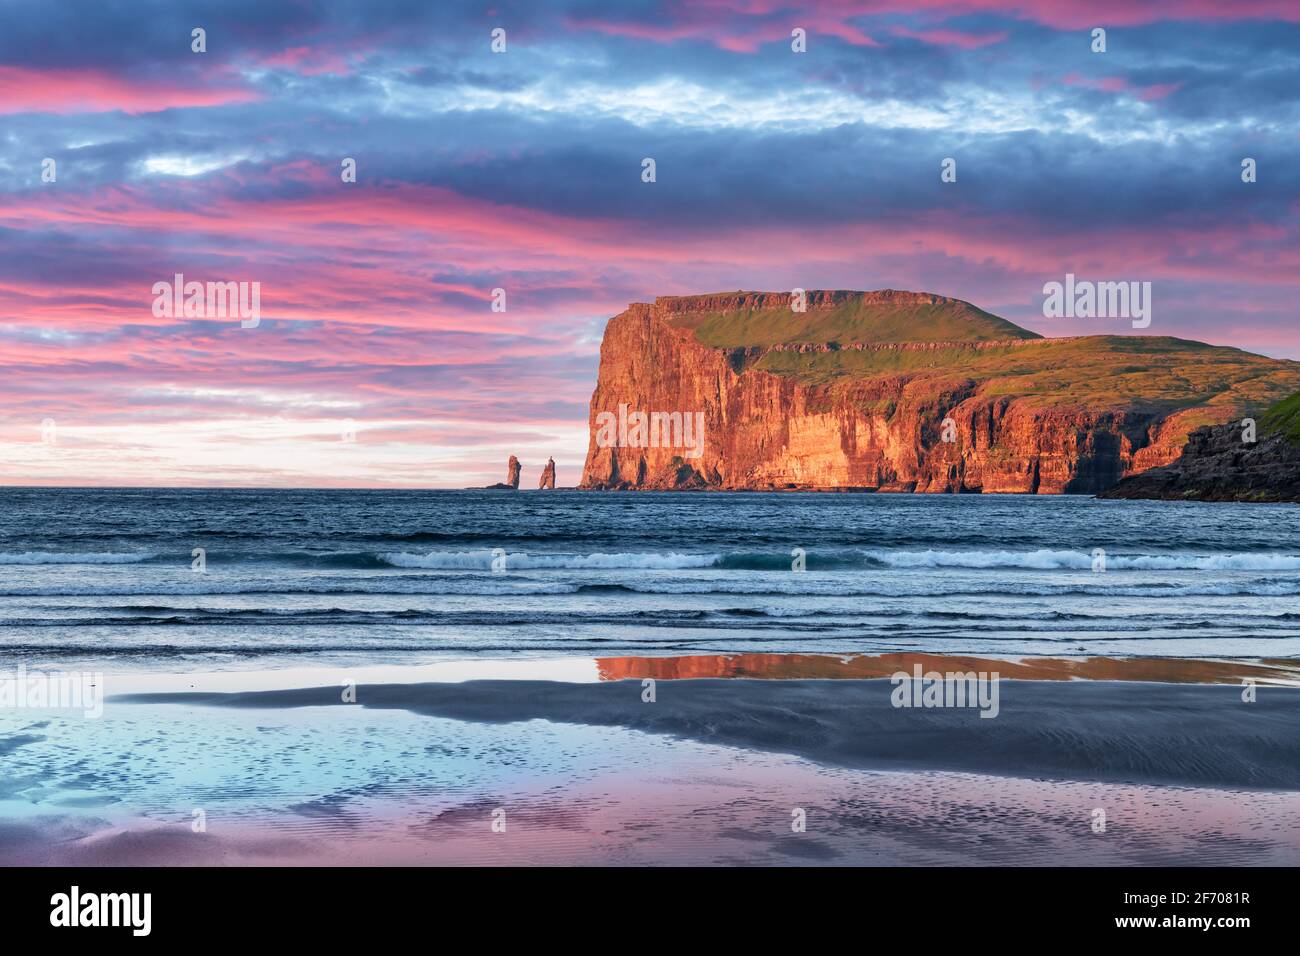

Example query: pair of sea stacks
[485,455,555,489]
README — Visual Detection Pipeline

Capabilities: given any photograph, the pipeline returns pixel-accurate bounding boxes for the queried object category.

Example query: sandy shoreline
[5,667,1298,866]
[118,676,1300,791]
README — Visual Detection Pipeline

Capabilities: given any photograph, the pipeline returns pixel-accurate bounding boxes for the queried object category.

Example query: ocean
[3,487,1299,866]
[2,487,1299,669]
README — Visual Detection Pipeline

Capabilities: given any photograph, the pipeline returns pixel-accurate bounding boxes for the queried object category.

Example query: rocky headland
[579,290,1300,493]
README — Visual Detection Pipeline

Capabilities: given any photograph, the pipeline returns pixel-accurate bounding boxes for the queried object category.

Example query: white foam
[861,548,1300,572]
[381,550,722,571]
[0,551,153,565]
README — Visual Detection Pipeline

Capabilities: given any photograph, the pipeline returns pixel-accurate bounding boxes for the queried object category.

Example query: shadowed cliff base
[117,678,1300,790]
[1103,391,1300,502]
[580,290,1300,493]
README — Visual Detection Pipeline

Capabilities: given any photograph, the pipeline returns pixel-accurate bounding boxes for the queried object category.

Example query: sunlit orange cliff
[580,290,1300,493]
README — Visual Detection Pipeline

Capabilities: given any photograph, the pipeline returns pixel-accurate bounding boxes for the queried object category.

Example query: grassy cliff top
[757,334,1300,415]
[1261,391,1300,443]
[646,291,1300,418]
[657,290,1040,346]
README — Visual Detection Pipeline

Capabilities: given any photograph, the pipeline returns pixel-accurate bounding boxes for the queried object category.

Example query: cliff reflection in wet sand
[596,652,1300,685]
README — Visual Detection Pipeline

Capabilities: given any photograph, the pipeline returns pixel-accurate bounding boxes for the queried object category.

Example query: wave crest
[860,548,1300,571]
[381,550,722,570]
[0,551,153,565]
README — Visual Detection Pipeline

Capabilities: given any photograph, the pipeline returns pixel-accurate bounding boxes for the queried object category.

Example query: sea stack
[482,455,522,490]
[539,457,556,489]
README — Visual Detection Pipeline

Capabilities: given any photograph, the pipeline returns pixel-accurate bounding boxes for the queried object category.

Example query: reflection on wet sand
[596,652,1300,684]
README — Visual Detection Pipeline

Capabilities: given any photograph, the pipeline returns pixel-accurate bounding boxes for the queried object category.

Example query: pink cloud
[255,46,353,76]
[1062,73,1128,93]
[0,66,259,115]
[569,0,1300,52]
[1139,82,1182,101]
[568,11,878,52]
[1060,74,1180,101]
[890,26,1009,49]
[3,181,1297,356]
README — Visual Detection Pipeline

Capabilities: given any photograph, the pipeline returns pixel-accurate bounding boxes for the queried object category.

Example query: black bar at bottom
[0,866,1284,942]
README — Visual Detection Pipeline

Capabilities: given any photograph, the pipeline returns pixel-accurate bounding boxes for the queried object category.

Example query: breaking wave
[0,551,153,565]
[858,548,1300,571]
[381,550,721,570]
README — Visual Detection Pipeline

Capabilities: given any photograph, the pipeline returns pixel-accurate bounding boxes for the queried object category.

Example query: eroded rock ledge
[1101,423,1300,503]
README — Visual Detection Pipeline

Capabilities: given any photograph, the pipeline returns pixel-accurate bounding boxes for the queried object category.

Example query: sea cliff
[580,291,1300,493]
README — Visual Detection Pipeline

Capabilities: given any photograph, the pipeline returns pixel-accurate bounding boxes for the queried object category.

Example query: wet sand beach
[2,656,1298,866]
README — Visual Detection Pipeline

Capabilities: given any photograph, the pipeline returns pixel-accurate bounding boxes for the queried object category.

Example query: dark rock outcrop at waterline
[1100,421,1300,503]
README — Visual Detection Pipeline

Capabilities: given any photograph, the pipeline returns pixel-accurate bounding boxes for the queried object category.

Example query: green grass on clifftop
[666,292,1300,422]
[670,296,1039,347]
[1261,391,1300,443]
[754,335,1300,414]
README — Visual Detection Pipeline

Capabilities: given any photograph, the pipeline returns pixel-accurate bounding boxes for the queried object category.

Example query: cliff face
[1101,403,1300,503]
[538,457,556,489]
[580,291,1300,494]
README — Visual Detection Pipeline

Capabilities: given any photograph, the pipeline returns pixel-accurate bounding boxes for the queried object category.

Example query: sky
[1,0,1297,487]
